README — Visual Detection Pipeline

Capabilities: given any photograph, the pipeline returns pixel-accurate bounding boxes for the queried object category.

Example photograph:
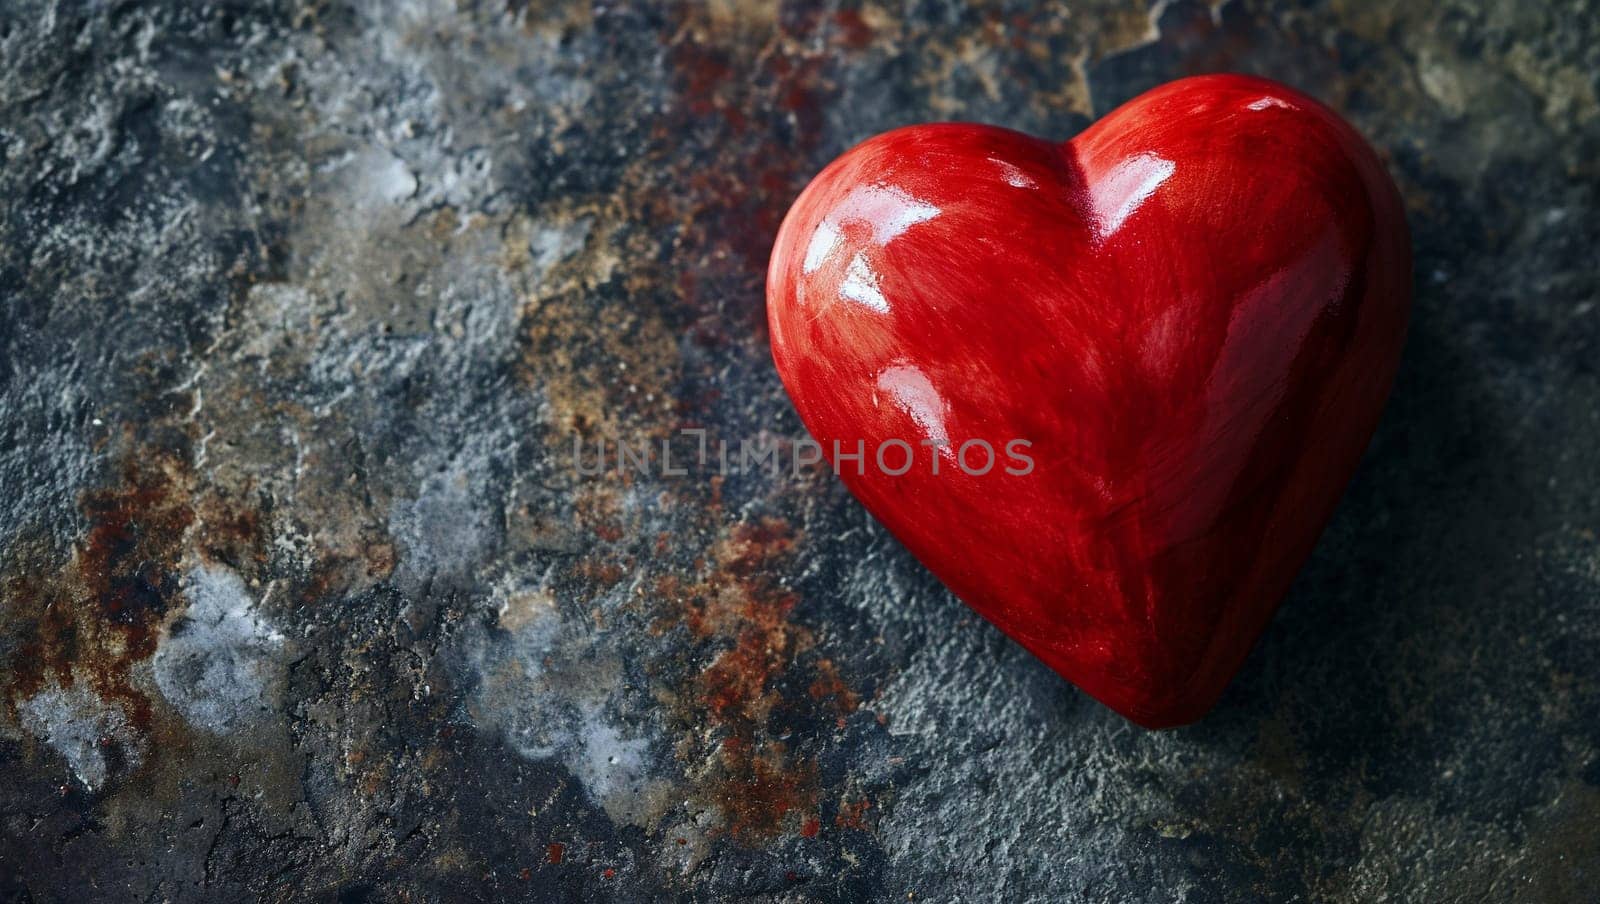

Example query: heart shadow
[1184,292,1555,813]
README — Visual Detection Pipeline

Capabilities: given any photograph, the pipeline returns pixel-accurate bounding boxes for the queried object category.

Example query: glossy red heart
[766,74,1410,727]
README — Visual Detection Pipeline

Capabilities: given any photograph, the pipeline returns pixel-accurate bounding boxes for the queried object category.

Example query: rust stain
[298,526,397,606]
[1,435,269,783]
[493,3,870,847]
[4,449,196,730]
[808,658,860,716]
[518,281,681,440]
[79,457,194,639]
[699,586,798,722]
[573,556,627,589]
[832,9,874,49]
[835,795,873,831]
[654,517,856,843]
[629,3,834,344]
[716,518,798,576]
[709,733,818,841]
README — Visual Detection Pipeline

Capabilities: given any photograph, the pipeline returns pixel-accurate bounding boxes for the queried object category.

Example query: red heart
[766,75,1410,727]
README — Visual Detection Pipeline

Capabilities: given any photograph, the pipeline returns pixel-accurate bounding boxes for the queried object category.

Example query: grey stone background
[2,1,1597,901]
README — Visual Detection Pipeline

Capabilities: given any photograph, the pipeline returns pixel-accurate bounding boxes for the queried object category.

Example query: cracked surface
[2,1,1598,901]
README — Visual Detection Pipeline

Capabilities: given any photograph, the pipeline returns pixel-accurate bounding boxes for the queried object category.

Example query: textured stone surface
[1,1,1597,901]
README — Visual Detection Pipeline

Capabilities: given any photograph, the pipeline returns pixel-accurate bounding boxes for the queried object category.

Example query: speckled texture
[1,1,1596,901]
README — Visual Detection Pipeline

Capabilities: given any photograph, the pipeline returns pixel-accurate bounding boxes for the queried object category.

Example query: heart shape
[766,75,1410,727]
